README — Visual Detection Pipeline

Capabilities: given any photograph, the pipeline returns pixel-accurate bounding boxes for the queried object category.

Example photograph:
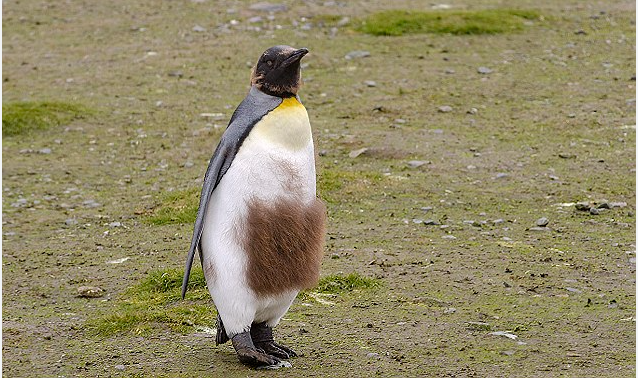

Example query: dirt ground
[2,0,636,377]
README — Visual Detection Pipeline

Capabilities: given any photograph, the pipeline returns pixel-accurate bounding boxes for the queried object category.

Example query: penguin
[181,45,326,367]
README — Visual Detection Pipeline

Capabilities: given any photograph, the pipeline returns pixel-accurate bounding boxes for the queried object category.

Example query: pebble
[412,219,423,224]
[363,80,377,87]
[407,160,429,168]
[249,2,288,12]
[589,207,600,215]
[445,68,455,74]
[65,218,78,226]
[11,198,28,208]
[115,365,126,371]
[492,219,505,224]
[345,50,370,60]
[366,352,380,359]
[348,148,368,158]
[109,222,122,228]
[192,25,206,32]
[536,217,549,227]
[421,206,433,212]
[184,161,194,168]
[77,286,104,298]
[38,148,52,154]
[529,226,550,232]
[168,70,184,78]
[442,235,456,240]
[494,173,509,179]
[477,66,493,74]
[444,307,456,314]
[438,105,453,113]
[248,16,263,23]
[82,200,101,208]
[467,107,478,114]
[424,219,439,225]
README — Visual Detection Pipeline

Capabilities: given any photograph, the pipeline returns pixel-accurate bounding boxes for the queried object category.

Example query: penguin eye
[266,60,273,67]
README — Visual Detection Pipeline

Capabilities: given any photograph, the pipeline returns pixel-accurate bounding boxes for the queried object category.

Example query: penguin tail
[215,314,229,345]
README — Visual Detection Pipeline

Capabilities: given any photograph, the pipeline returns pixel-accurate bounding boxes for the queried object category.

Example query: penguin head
[251,45,308,98]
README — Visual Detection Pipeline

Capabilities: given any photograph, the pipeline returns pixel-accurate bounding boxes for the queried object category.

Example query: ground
[2,0,636,377]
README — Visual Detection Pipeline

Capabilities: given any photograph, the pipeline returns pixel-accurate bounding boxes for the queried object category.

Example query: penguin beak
[281,48,309,68]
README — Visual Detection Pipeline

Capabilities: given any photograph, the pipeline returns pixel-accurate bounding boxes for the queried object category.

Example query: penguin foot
[231,332,280,367]
[251,322,298,359]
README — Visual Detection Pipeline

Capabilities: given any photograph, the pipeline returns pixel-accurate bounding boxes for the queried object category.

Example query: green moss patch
[147,188,200,225]
[2,101,91,137]
[357,9,541,36]
[315,272,381,294]
[318,168,385,205]
[86,268,213,336]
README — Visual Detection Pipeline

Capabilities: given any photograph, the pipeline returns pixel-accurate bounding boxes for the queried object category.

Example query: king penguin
[181,45,326,366]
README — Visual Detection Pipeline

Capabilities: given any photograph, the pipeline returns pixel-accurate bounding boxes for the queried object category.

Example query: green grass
[357,9,541,36]
[86,268,213,336]
[88,269,381,335]
[147,188,200,225]
[2,101,91,137]
[315,272,382,294]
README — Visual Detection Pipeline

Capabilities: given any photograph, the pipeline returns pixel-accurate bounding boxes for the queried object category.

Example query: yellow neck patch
[249,97,311,150]
[277,96,303,110]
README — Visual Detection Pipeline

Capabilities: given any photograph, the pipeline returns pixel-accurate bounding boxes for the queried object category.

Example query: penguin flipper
[181,87,283,299]
[215,314,229,345]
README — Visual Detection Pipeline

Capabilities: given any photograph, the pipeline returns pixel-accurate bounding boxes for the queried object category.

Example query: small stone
[11,198,28,208]
[366,352,380,359]
[558,153,576,159]
[168,70,184,77]
[421,206,433,212]
[536,217,549,227]
[529,226,550,232]
[65,218,78,226]
[492,219,505,224]
[442,235,456,240]
[565,287,581,293]
[407,160,429,168]
[445,68,455,74]
[249,2,288,12]
[438,105,453,113]
[345,50,370,60]
[38,148,52,154]
[248,16,263,23]
[575,29,587,35]
[501,350,515,356]
[412,219,423,224]
[109,222,122,228]
[424,219,439,225]
[575,202,591,211]
[444,307,456,314]
[477,66,493,74]
[589,207,600,215]
[467,107,478,114]
[82,200,101,208]
[183,161,194,168]
[609,202,627,208]
[115,365,126,371]
[494,173,509,179]
[363,80,377,87]
[77,286,104,298]
[348,148,368,158]
[192,25,206,32]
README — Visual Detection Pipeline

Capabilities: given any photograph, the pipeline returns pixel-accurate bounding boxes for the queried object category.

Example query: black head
[251,45,309,98]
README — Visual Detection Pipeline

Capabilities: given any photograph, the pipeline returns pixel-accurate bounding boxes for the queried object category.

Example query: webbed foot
[231,331,280,366]
[250,322,297,359]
